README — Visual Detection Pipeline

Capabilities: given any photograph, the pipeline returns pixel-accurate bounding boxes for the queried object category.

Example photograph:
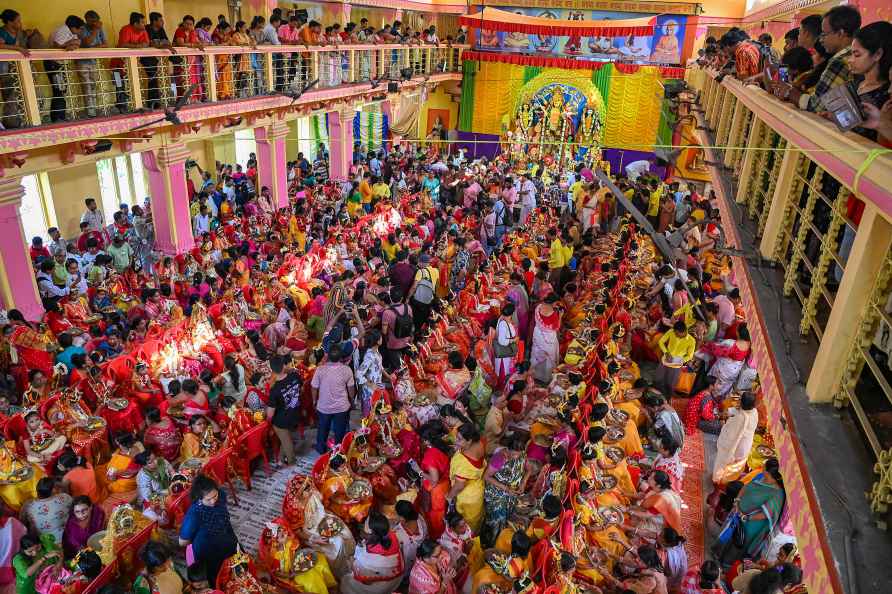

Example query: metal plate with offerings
[85,416,107,432]
[106,397,130,411]
[316,514,345,538]
[604,426,625,444]
[346,478,372,500]
[606,409,630,427]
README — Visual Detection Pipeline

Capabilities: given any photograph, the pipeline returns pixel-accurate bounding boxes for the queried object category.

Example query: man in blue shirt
[55,333,86,372]
[369,152,382,177]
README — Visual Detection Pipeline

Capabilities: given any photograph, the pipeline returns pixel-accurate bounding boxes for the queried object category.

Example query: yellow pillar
[759,148,802,259]
[807,204,892,402]
[723,99,746,167]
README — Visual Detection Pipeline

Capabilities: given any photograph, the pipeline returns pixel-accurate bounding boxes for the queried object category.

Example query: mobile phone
[778,67,789,83]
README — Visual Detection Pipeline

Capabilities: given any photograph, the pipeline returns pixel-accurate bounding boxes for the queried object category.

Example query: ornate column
[142,144,195,255]
[328,107,356,181]
[0,177,43,320]
[254,121,291,209]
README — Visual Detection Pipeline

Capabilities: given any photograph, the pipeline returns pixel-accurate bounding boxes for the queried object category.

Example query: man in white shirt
[46,15,84,122]
[193,204,211,236]
[625,159,651,182]
[47,227,69,256]
[36,260,69,299]
[519,173,537,224]
[80,198,106,235]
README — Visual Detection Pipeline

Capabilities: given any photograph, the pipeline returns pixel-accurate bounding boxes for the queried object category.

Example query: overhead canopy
[460,8,656,38]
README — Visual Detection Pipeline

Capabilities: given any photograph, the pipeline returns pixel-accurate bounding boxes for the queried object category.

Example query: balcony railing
[687,68,892,528]
[0,43,466,130]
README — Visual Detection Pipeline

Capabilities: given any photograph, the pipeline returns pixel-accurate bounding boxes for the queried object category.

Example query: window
[97,155,149,222]
[19,175,49,243]
[297,117,315,160]
[234,129,257,168]
[130,153,148,202]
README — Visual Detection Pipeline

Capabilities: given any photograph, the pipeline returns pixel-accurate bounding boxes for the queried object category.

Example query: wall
[165,0,230,23]
[420,84,459,137]
[213,133,237,165]
[7,0,143,45]
[46,163,102,239]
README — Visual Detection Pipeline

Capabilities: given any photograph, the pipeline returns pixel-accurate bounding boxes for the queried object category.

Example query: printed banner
[476,8,687,65]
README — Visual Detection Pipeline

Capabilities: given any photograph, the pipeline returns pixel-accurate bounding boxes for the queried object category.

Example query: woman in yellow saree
[214,23,235,99]
[103,432,143,512]
[448,423,486,532]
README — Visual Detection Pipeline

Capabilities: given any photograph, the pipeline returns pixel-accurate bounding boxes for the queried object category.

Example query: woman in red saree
[435,351,471,401]
[7,310,56,378]
[143,407,183,463]
[418,426,452,539]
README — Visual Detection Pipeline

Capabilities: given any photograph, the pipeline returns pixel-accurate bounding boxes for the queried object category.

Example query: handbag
[712,511,746,565]
[675,368,696,395]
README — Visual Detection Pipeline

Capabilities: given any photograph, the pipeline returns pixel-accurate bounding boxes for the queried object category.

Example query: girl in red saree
[417,423,452,539]
[435,351,471,401]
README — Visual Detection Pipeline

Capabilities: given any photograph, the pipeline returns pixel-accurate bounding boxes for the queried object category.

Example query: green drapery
[592,64,613,112]
[656,98,675,149]
[522,66,542,85]
[459,60,478,132]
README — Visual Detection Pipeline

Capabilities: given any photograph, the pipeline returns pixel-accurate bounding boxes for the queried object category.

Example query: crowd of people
[696,4,892,145]
[0,124,807,594]
[0,7,466,127]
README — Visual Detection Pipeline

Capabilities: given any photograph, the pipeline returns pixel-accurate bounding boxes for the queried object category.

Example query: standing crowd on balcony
[0,6,462,129]
[697,4,892,145]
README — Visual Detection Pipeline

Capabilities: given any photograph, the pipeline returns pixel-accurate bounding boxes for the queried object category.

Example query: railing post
[204,54,218,103]
[723,99,746,168]
[807,204,892,402]
[126,55,144,111]
[759,148,803,258]
[348,49,356,83]
[15,59,42,126]
[734,117,763,204]
[263,51,274,93]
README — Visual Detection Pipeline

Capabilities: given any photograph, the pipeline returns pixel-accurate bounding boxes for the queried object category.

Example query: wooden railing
[688,68,892,529]
[0,43,466,130]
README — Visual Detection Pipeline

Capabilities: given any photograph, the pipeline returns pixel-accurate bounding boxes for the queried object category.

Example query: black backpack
[390,304,414,339]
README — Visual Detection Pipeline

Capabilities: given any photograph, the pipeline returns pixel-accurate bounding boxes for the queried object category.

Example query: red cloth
[460,50,685,78]
[460,9,654,37]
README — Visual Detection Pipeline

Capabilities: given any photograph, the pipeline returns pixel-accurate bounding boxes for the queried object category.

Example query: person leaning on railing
[114,12,150,113]
[46,15,84,122]
[0,9,36,129]
[75,11,106,118]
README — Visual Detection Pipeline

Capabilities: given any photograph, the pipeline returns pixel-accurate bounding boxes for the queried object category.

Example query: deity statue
[575,107,601,150]
[543,92,575,147]
[517,103,534,135]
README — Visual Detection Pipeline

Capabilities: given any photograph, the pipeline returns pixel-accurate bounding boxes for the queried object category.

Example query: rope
[853,148,892,194]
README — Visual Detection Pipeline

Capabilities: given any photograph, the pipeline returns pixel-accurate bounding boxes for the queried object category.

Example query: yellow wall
[6,0,143,46]
[212,133,237,166]
[165,0,229,23]
[700,0,747,18]
[47,163,102,238]
[420,84,459,138]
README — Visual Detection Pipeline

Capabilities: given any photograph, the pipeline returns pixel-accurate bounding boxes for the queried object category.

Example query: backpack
[390,304,414,339]
[413,267,436,305]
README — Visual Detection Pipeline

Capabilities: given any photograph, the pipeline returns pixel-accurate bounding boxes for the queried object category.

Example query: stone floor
[225,434,321,554]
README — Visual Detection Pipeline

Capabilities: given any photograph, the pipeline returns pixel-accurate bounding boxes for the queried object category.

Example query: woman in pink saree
[408,539,456,594]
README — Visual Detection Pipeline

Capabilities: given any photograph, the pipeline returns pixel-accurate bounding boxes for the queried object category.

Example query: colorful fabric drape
[353,110,389,151]
[460,8,655,37]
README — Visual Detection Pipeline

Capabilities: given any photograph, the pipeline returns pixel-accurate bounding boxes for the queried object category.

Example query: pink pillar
[254,122,290,209]
[328,108,355,181]
[142,144,195,255]
[0,178,44,321]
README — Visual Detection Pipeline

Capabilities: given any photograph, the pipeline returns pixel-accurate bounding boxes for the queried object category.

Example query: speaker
[387,81,400,93]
